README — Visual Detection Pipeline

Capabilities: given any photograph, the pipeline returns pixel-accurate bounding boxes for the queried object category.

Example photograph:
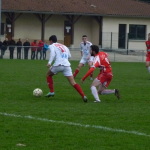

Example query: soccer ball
[33,88,43,97]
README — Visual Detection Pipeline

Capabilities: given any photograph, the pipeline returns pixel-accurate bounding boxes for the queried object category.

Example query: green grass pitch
[0,59,150,150]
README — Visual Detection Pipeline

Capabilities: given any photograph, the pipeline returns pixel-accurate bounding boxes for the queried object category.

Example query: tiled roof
[2,0,150,17]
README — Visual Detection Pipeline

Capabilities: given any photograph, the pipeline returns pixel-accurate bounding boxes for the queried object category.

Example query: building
[1,0,150,50]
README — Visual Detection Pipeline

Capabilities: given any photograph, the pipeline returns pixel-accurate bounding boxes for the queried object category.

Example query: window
[129,25,146,40]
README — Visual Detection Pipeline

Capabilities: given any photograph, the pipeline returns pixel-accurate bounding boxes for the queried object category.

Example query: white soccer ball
[33,88,43,97]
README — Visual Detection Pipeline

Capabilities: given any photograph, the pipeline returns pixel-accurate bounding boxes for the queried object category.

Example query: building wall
[74,16,93,47]
[102,17,150,50]
[2,13,150,50]
[6,14,97,47]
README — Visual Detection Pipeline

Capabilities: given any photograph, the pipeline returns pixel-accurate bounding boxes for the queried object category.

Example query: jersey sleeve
[66,47,71,59]
[48,45,56,65]
[82,67,95,81]
[80,43,83,51]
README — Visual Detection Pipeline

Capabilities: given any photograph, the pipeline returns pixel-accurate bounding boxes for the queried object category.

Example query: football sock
[73,83,85,97]
[73,69,79,78]
[47,76,54,93]
[101,89,115,95]
[91,86,100,101]
[148,66,150,73]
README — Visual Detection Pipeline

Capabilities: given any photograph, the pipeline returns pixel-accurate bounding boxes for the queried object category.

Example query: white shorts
[80,56,94,65]
[50,66,73,76]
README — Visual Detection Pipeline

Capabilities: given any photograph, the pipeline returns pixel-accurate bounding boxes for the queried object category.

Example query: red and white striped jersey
[93,52,112,73]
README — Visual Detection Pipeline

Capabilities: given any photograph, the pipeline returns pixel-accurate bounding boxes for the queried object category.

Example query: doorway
[64,21,72,47]
[118,24,126,49]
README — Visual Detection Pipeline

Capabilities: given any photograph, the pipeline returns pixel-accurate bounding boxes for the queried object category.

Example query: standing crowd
[0,38,49,60]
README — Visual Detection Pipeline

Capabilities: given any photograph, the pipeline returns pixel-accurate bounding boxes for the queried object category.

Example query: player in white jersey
[73,35,94,79]
[45,35,88,102]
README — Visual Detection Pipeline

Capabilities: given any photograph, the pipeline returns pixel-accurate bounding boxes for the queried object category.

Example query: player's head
[90,45,99,56]
[82,35,87,42]
[49,35,57,43]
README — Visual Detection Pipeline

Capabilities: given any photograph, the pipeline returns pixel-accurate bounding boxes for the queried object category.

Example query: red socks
[47,76,54,92]
[73,69,79,78]
[73,84,85,98]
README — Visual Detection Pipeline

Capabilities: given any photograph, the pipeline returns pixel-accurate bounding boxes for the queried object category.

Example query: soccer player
[73,35,94,79]
[81,45,120,103]
[145,36,150,74]
[45,35,88,102]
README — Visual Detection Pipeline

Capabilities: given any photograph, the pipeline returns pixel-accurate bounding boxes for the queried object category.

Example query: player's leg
[73,58,85,78]
[97,73,120,100]
[45,68,55,97]
[90,78,101,102]
[64,66,87,102]
[146,61,150,73]
[73,63,84,78]
[99,87,120,100]
[66,76,87,102]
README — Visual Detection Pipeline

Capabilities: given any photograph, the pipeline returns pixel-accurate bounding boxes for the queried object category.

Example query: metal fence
[0,46,146,62]
[102,32,146,51]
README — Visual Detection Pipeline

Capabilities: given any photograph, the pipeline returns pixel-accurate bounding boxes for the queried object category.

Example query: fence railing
[0,46,146,62]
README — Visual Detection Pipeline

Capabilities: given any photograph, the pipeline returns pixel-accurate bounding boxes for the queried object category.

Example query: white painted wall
[74,16,92,48]
[102,17,150,50]
[2,13,150,50]
[14,14,97,47]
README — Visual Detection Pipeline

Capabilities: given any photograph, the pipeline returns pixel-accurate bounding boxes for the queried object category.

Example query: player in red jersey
[145,36,150,74]
[81,45,120,102]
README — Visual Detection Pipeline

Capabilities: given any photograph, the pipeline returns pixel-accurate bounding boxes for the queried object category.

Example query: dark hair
[90,45,99,54]
[82,35,87,38]
[49,35,57,43]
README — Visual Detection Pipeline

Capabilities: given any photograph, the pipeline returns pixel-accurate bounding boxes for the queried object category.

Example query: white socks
[91,86,100,102]
[101,89,115,95]
[148,66,150,73]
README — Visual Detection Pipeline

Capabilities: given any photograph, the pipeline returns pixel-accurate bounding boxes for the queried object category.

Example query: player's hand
[47,64,51,68]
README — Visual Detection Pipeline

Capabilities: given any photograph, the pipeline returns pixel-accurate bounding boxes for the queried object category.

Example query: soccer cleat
[45,92,55,97]
[115,89,120,99]
[82,96,88,102]
[94,100,101,103]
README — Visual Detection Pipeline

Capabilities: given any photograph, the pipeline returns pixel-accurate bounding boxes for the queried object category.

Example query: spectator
[16,38,22,59]
[0,39,2,58]
[36,40,44,60]
[23,39,30,60]
[31,40,37,60]
[1,38,9,58]
[43,41,49,60]
[8,37,16,59]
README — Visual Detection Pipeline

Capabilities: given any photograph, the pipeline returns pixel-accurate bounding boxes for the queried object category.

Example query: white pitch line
[0,112,150,137]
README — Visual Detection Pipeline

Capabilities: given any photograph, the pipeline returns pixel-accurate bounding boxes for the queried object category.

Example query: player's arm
[81,67,95,82]
[47,46,55,67]
[67,47,71,59]
[80,43,83,57]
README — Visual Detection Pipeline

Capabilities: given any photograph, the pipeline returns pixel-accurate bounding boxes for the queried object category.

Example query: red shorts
[146,53,150,62]
[146,56,150,62]
[96,72,113,88]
